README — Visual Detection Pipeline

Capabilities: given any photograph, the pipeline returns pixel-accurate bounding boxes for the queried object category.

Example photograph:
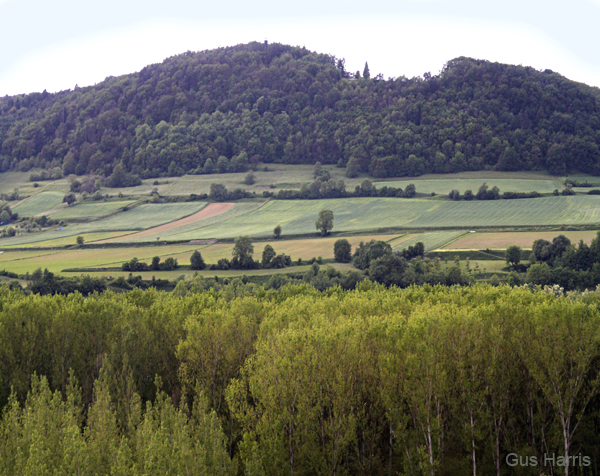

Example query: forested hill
[1,41,600,180]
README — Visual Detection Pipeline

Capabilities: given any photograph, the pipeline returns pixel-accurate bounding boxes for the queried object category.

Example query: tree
[209,183,228,202]
[216,156,229,173]
[233,236,255,268]
[152,256,161,270]
[315,209,334,236]
[63,193,76,206]
[203,158,215,174]
[190,251,206,270]
[262,245,276,268]
[505,245,521,267]
[244,172,256,185]
[402,183,416,198]
[313,161,323,179]
[363,62,370,80]
[333,239,352,263]
[76,235,84,246]
[273,224,282,239]
[0,210,10,223]
[345,156,360,178]
[526,262,552,285]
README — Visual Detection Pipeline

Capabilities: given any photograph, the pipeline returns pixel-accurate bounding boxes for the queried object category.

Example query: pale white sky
[1,0,600,96]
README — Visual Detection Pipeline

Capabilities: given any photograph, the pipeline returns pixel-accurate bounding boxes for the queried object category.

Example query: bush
[333,239,352,263]
[190,251,206,270]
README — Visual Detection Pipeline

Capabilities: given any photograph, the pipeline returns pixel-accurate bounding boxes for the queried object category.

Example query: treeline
[2,42,600,182]
[448,182,543,200]
[520,231,600,291]
[0,285,599,474]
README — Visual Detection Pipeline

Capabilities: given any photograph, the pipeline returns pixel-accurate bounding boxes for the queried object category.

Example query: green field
[374,178,561,194]
[50,200,137,219]
[12,192,66,216]
[115,196,600,241]
[113,202,264,242]
[0,202,208,246]
[392,230,468,252]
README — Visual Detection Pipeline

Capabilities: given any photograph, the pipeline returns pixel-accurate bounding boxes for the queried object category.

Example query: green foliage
[63,193,76,206]
[315,209,334,236]
[505,244,521,266]
[273,224,281,239]
[190,250,206,270]
[1,43,598,182]
[333,238,352,263]
[0,286,600,473]
[76,235,84,246]
[261,244,276,268]
[232,236,256,269]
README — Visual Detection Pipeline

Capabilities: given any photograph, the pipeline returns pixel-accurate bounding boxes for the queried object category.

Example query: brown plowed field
[98,203,235,242]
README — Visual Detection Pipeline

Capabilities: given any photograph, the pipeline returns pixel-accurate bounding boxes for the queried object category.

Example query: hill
[1,41,600,181]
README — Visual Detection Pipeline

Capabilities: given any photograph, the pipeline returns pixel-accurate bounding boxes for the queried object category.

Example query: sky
[1,0,600,96]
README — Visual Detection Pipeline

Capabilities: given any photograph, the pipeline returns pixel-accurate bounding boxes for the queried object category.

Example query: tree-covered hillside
[1,41,600,179]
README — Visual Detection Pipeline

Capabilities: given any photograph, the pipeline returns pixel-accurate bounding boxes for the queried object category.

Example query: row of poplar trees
[0,283,599,475]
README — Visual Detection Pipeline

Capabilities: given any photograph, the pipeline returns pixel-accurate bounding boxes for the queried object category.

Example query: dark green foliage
[315,209,334,236]
[232,236,256,269]
[353,240,393,270]
[333,238,352,263]
[63,193,76,206]
[151,256,161,270]
[1,44,599,180]
[103,164,142,188]
[28,267,106,296]
[273,224,282,239]
[261,244,276,268]
[243,172,255,185]
[506,245,522,266]
[190,250,206,270]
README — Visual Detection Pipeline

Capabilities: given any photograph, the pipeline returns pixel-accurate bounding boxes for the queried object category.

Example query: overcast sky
[1,0,599,96]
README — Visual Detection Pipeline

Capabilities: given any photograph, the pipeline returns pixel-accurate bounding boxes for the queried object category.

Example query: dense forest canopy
[1,41,600,179]
[1,284,600,474]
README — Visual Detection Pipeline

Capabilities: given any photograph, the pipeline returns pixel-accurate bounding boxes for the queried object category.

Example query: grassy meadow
[49,200,137,219]
[13,191,66,216]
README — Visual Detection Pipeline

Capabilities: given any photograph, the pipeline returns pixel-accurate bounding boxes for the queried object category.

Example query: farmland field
[0,234,401,275]
[122,195,600,240]
[109,202,266,242]
[12,192,66,216]
[102,202,235,242]
[140,198,439,240]
[374,178,561,195]
[392,230,468,252]
[0,202,208,246]
[1,232,136,248]
[50,200,137,219]
[444,230,600,250]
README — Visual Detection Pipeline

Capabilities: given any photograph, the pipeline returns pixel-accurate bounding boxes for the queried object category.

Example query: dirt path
[98,203,235,242]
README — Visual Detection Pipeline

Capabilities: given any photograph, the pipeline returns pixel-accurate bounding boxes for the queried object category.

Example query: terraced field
[13,192,65,216]
[374,178,561,194]
[50,201,136,219]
